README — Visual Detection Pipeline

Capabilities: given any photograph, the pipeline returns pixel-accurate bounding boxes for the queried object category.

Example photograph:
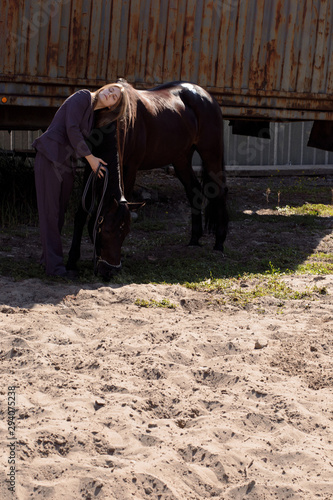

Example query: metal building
[1,0,333,161]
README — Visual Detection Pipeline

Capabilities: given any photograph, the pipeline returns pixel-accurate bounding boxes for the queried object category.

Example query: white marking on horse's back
[181,83,197,94]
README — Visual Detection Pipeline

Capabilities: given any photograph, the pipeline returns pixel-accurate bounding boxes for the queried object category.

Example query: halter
[82,164,127,276]
[93,215,123,276]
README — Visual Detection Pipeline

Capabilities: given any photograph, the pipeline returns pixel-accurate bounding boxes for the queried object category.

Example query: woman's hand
[85,154,107,178]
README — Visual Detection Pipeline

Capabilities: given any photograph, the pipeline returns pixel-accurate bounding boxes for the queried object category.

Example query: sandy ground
[0,274,333,500]
[1,173,333,499]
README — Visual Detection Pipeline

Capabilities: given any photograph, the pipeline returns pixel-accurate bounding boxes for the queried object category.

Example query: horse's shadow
[91,204,333,285]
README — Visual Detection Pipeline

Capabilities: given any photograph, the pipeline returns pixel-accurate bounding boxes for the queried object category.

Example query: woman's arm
[65,92,93,157]
[65,91,107,177]
[85,154,106,178]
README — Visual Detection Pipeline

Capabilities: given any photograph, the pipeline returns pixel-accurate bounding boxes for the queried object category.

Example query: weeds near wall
[0,153,84,227]
[0,153,38,226]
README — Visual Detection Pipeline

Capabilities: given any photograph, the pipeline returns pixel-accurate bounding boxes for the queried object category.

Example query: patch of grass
[184,271,327,307]
[277,203,333,217]
[125,230,188,255]
[0,257,46,281]
[112,234,333,285]
[0,153,38,226]
[295,260,333,274]
[0,245,12,252]
[270,177,332,201]
[134,205,168,232]
[135,219,167,232]
[311,252,333,261]
[0,154,85,227]
[134,298,177,308]
[230,209,326,229]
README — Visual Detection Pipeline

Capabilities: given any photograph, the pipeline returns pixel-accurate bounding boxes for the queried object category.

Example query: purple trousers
[34,152,75,276]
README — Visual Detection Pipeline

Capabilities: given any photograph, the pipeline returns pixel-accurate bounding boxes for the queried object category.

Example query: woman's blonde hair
[94,82,133,193]
[93,83,128,120]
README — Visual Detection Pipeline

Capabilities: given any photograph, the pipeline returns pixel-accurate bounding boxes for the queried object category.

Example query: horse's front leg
[67,161,94,272]
[66,204,89,272]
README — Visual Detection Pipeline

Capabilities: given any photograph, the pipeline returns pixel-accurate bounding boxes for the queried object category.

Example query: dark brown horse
[67,80,228,280]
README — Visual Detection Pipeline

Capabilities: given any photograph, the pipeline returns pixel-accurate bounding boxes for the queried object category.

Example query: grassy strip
[276,203,333,217]
[184,271,328,307]
[0,160,332,309]
[134,298,177,309]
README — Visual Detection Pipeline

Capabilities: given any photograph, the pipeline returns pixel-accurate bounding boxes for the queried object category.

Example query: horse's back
[147,81,223,136]
[123,79,224,170]
[179,83,221,120]
[175,83,224,151]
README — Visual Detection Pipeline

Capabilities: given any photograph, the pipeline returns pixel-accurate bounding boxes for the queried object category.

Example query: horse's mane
[94,79,184,194]
[95,79,182,130]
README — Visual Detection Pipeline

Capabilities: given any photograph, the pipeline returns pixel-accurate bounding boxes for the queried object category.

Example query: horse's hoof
[66,269,79,279]
[213,244,225,254]
[188,240,202,247]
[66,263,78,272]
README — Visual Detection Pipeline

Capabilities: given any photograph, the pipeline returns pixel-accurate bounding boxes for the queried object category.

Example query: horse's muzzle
[95,258,122,281]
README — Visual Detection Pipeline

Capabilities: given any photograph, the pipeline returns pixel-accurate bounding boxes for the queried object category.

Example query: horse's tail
[183,86,228,243]
[201,165,227,231]
[200,139,229,251]
[203,166,229,251]
[203,169,217,234]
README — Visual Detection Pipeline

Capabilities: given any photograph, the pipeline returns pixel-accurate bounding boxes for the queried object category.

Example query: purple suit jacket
[32,89,94,165]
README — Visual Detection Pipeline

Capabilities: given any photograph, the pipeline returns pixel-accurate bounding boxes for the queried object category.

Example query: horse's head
[93,199,145,281]
[94,198,131,280]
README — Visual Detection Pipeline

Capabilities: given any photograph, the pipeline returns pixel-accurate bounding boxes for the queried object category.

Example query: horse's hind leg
[173,155,204,246]
[197,148,229,252]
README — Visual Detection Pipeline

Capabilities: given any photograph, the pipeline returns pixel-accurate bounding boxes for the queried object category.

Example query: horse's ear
[117,77,128,85]
[127,201,146,211]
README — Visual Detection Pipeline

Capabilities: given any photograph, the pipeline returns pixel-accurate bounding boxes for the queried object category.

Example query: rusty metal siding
[211,0,333,118]
[1,0,333,121]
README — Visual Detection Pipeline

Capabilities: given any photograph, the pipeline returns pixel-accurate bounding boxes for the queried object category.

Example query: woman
[33,83,127,278]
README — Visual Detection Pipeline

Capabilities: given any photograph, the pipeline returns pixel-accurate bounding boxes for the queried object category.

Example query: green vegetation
[134,298,177,309]
[277,203,333,217]
[183,270,327,307]
[0,153,38,226]
[0,153,85,227]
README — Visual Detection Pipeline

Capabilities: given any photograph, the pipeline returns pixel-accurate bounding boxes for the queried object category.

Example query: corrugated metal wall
[0,130,39,151]
[1,0,333,120]
[223,121,333,167]
[2,123,333,167]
